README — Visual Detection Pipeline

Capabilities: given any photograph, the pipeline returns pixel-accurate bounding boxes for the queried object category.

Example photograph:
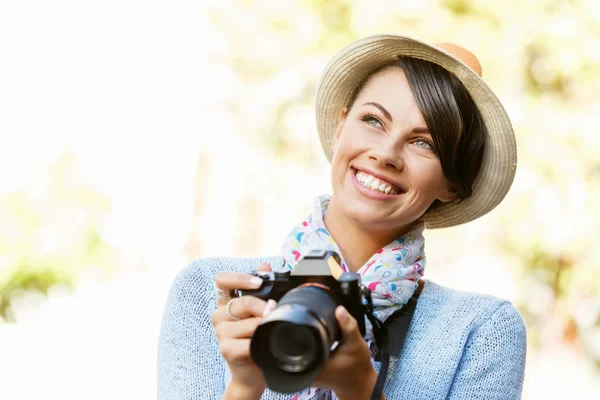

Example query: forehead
[353,67,425,124]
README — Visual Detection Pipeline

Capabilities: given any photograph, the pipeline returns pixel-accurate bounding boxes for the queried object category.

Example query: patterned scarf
[279,195,426,400]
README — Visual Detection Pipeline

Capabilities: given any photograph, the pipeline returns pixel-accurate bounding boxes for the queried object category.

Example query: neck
[323,196,415,272]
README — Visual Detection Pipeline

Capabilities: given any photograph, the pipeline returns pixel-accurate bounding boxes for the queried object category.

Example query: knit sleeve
[446,302,527,400]
[157,261,225,399]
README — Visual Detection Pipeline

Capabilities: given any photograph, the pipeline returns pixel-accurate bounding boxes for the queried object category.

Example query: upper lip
[353,166,405,192]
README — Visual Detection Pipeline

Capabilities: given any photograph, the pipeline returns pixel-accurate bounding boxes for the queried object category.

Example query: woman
[158,35,526,400]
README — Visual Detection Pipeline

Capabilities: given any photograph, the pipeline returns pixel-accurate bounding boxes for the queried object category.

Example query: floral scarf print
[279,195,426,400]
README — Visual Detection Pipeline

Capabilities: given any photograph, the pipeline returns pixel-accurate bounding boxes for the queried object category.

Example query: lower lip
[350,168,400,200]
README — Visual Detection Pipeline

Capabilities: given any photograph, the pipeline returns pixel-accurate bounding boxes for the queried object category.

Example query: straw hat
[315,34,517,229]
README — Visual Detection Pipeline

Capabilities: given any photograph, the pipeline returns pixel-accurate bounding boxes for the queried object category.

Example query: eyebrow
[363,102,393,122]
[363,102,429,133]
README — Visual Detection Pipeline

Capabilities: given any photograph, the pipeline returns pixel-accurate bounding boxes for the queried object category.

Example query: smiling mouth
[352,168,404,195]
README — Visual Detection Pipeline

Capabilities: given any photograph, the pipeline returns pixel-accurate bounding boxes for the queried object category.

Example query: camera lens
[267,322,318,373]
[250,285,342,393]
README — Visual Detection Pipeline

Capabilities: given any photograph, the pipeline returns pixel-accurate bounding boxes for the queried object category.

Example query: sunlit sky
[1,1,233,263]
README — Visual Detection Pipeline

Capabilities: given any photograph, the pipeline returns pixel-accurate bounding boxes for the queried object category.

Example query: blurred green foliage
[0,152,114,322]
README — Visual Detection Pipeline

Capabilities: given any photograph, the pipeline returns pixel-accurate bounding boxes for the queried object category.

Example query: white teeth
[355,170,398,195]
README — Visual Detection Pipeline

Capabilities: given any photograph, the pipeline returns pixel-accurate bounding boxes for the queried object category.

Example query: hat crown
[434,42,483,77]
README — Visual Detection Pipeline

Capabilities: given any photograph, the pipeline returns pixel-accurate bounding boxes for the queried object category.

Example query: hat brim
[315,34,517,229]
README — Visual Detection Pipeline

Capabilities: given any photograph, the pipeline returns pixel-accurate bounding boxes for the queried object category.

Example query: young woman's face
[330,67,455,233]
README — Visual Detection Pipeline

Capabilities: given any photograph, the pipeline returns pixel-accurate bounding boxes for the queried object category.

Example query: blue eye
[414,138,434,150]
[367,117,382,128]
[360,113,383,129]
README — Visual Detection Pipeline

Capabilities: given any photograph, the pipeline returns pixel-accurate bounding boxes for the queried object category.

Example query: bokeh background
[1,0,599,398]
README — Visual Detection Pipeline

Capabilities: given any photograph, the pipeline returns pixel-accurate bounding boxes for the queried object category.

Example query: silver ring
[214,284,230,301]
[226,298,241,321]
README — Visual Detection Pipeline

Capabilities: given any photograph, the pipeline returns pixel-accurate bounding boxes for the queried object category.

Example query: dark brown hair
[347,56,486,210]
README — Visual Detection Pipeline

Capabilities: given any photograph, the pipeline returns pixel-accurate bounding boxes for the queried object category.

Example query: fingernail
[250,277,263,287]
[263,300,276,317]
[338,306,348,322]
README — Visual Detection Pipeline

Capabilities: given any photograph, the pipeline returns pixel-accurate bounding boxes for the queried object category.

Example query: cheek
[428,168,450,195]
[331,136,355,165]
[330,143,349,184]
[330,138,362,189]
[413,160,447,193]
[336,129,367,158]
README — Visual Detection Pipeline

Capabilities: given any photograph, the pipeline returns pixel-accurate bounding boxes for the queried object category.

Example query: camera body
[232,250,369,393]
[233,250,367,336]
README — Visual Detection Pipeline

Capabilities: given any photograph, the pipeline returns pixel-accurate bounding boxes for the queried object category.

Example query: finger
[215,294,231,307]
[262,299,277,317]
[211,296,267,325]
[215,272,263,306]
[214,317,262,340]
[216,292,235,307]
[257,262,272,272]
[215,271,263,292]
[219,338,253,365]
[335,306,363,349]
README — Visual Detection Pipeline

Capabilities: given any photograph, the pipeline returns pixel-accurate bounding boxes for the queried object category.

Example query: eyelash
[358,112,436,152]
[413,138,436,152]
[359,112,383,128]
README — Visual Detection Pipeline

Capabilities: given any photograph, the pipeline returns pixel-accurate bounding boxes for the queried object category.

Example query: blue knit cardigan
[157,256,527,399]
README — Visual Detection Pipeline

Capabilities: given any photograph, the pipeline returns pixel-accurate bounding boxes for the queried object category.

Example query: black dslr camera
[231,250,372,394]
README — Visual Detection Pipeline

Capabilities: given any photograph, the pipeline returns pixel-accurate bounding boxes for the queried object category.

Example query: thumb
[257,262,272,272]
[336,306,362,342]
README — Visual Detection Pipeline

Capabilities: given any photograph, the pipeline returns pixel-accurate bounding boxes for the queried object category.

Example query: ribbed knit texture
[157,256,527,400]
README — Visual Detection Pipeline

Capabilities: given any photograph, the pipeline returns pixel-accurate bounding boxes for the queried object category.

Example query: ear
[438,186,457,203]
[334,107,347,139]
[332,108,347,153]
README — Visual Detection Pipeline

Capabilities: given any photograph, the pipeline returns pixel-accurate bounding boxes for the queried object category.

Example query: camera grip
[347,299,366,337]
[230,270,282,300]
[232,282,275,300]
[338,272,367,337]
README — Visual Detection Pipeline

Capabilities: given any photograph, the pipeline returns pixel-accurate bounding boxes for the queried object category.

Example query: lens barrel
[250,285,341,393]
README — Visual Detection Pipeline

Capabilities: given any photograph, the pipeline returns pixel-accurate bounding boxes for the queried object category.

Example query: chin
[338,195,425,235]
[338,195,401,230]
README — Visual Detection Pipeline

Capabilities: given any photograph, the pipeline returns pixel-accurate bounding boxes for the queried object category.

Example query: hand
[313,306,382,400]
[210,263,277,400]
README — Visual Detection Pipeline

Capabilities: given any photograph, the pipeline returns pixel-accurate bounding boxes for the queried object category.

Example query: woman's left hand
[312,306,382,400]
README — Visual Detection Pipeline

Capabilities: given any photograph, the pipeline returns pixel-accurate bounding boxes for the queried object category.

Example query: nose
[368,140,404,171]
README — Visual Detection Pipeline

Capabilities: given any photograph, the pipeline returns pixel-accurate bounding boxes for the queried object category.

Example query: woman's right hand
[210,263,277,400]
